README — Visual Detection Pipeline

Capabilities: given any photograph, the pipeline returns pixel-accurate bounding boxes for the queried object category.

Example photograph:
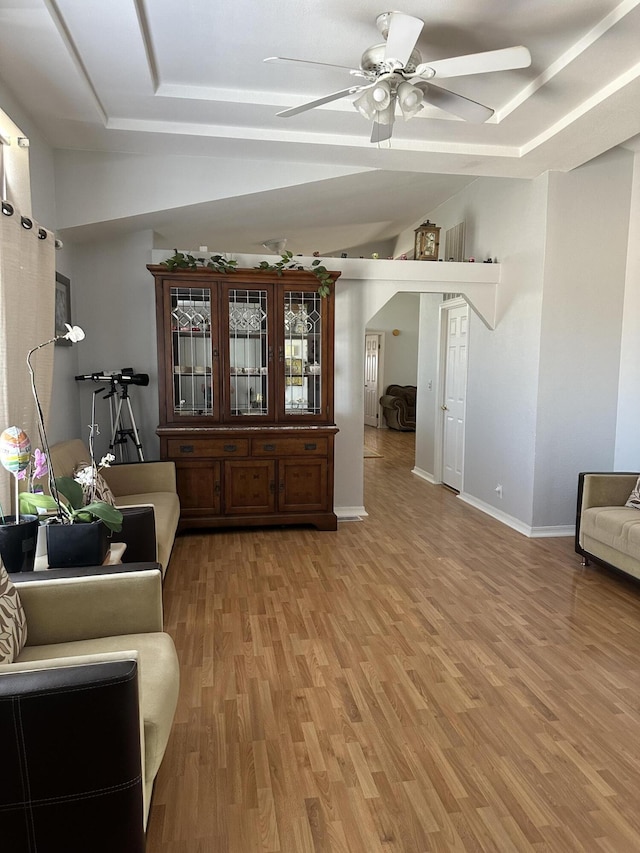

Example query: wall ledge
[151,250,501,329]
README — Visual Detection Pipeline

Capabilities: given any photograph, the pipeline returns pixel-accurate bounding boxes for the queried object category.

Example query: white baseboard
[528,525,575,538]
[457,492,574,538]
[412,467,439,484]
[335,506,368,521]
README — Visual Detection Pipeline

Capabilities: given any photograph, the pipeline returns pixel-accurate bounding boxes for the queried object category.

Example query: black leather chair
[379,384,417,430]
[0,658,146,853]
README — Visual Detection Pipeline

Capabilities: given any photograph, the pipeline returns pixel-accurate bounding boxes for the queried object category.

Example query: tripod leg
[109,397,125,460]
[125,397,145,462]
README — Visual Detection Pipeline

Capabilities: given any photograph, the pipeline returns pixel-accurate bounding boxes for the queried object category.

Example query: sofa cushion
[581,506,640,560]
[49,439,91,480]
[0,566,27,664]
[625,476,640,510]
[16,632,179,786]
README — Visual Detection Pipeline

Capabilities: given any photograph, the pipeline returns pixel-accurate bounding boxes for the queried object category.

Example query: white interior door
[364,333,381,427]
[441,304,468,491]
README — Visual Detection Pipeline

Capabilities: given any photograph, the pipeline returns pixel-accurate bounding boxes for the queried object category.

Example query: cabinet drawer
[251,437,328,456]
[167,438,249,458]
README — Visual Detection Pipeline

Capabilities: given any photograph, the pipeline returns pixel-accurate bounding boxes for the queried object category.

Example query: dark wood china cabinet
[149,266,340,531]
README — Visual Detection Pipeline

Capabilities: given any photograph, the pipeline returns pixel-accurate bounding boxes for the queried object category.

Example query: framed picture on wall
[54,272,72,345]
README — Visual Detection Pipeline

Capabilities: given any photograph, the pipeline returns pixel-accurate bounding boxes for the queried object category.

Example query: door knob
[441,404,449,411]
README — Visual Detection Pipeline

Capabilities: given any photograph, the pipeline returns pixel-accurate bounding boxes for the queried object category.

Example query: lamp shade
[354,81,392,120]
[397,81,424,120]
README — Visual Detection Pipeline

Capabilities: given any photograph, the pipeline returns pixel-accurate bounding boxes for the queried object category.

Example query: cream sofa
[49,439,180,577]
[1,566,179,838]
[576,472,640,580]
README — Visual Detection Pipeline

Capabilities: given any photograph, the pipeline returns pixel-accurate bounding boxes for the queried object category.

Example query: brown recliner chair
[379,385,417,431]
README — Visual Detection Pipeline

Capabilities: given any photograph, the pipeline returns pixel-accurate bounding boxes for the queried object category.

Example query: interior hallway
[147,427,640,852]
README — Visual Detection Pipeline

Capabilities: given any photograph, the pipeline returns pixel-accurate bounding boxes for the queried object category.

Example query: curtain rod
[0,201,62,247]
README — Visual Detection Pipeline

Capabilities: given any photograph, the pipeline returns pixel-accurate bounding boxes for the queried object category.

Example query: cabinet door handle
[279,481,284,492]
[269,481,275,493]
[214,481,221,495]
[223,444,237,452]
[263,443,276,452]
[180,445,194,454]
[304,442,317,451]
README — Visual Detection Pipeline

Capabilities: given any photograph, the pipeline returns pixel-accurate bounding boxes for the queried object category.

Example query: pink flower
[33,448,48,479]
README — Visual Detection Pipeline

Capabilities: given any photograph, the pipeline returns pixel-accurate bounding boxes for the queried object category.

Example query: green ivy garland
[160,250,332,297]
[160,250,237,274]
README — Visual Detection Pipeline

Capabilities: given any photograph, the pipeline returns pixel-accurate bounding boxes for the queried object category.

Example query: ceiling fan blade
[416,82,494,123]
[415,45,531,80]
[264,56,362,76]
[381,12,424,67]
[276,85,367,118]
[371,120,394,144]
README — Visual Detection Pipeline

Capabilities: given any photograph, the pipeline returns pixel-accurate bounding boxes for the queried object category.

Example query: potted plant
[20,457,123,569]
[17,323,123,568]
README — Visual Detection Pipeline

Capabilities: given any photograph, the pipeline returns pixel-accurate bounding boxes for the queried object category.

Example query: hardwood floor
[147,427,640,852]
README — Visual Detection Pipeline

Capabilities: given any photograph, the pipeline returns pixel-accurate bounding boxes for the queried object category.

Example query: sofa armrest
[578,472,639,512]
[14,568,164,646]
[379,394,402,410]
[113,504,157,563]
[575,472,639,556]
[9,562,162,583]
[102,461,176,497]
[0,658,146,853]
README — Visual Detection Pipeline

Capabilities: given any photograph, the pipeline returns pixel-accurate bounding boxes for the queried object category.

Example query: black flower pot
[46,520,109,569]
[0,514,39,572]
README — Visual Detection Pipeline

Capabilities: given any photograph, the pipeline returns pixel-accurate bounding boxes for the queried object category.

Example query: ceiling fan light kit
[265,11,531,143]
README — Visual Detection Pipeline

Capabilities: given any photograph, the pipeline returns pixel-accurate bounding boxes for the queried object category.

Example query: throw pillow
[625,476,640,510]
[0,564,28,664]
[73,463,117,507]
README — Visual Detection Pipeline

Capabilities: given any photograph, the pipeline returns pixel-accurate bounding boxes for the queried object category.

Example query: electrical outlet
[495,484,503,499]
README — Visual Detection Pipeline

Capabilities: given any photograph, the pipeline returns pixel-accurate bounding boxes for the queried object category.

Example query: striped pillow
[0,564,27,664]
[625,477,640,510]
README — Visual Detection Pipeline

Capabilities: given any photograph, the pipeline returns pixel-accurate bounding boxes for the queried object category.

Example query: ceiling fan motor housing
[360,43,421,77]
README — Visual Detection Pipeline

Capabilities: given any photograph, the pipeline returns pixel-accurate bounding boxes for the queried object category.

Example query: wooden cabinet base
[160,425,338,533]
[177,510,338,532]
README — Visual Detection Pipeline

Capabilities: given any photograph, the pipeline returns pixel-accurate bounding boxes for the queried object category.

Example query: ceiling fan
[265,11,531,144]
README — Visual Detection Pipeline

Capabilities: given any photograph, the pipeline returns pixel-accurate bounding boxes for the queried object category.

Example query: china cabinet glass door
[169,286,217,418]
[226,287,271,418]
[282,290,323,417]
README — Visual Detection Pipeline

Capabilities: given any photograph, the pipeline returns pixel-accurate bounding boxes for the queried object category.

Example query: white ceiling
[2,0,640,253]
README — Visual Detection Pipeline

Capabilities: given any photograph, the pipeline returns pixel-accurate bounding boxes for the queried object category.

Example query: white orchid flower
[64,324,85,342]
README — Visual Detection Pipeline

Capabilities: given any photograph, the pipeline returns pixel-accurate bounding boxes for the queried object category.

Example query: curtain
[0,208,55,515]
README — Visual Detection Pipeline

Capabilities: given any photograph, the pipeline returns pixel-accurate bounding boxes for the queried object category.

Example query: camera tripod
[107,381,145,462]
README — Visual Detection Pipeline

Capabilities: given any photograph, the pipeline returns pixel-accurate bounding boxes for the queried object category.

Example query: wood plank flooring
[147,427,640,852]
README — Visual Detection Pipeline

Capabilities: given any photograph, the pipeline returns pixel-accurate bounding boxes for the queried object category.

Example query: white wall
[394,151,634,532]
[615,150,640,469]
[400,176,548,526]
[533,149,632,527]
[53,150,370,230]
[366,292,420,390]
[72,231,159,461]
